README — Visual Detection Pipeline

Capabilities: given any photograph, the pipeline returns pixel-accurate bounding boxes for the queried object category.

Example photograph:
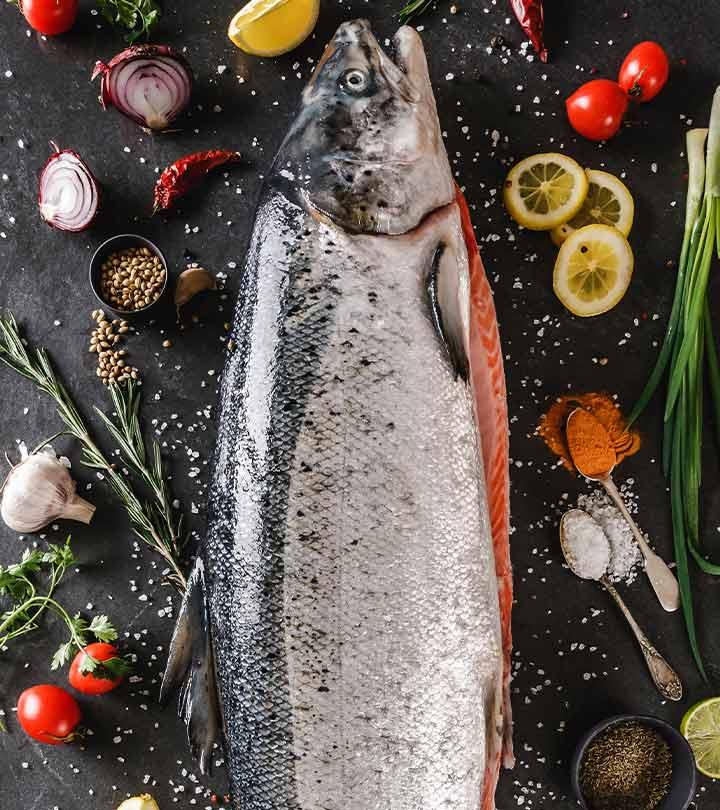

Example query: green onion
[629,89,720,677]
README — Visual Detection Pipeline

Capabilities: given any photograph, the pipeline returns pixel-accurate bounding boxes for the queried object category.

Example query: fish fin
[427,243,470,381]
[159,558,220,775]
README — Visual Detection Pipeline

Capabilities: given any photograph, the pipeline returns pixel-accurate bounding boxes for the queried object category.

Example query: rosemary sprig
[398,0,437,24]
[96,381,186,589]
[0,314,187,591]
[0,538,131,679]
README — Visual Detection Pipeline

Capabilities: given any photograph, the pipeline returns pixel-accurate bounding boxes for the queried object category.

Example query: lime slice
[682,698,720,778]
[228,0,319,57]
[551,169,635,246]
[553,223,634,317]
[503,152,588,231]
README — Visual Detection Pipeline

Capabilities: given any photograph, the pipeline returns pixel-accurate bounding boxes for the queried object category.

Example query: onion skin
[92,45,193,132]
[38,144,100,233]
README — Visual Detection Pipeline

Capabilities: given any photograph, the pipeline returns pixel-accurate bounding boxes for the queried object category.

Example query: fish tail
[160,557,220,775]
[455,184,515,785]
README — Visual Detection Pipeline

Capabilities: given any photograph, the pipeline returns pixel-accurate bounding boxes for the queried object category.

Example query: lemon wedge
[117,796,160,810]
[551,169,635,246]
[682,698,720,778]
[228,0,319,57]
[503,153,588,231]
[553,224,634,317]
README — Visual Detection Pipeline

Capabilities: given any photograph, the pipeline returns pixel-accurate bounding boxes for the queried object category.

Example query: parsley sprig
[0,538,131,679]
[96,0,161,44]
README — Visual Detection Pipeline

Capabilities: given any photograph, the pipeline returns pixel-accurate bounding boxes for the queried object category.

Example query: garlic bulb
[1,444,95,533]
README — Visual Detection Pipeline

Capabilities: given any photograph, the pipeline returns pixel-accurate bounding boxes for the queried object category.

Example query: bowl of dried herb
[571,714,696,810]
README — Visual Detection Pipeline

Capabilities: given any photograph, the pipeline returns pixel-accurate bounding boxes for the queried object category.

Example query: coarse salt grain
[562,510,610,580]
[578,490,643,584]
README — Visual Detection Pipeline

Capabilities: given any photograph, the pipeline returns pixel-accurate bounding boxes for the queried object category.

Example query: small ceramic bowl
[89,234,168,319]
[571,714,696,810]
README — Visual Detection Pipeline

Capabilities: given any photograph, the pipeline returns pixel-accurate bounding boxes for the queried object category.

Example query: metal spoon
[560,509,683,702]
[566,408,680,613]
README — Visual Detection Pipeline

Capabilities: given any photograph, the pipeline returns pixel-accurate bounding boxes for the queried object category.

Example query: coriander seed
[98,246,166,312]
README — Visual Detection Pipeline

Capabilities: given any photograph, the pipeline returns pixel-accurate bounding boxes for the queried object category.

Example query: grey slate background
[1,0,719,807]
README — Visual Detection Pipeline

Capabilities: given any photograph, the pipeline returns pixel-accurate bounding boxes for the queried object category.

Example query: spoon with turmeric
[566,407,680,613]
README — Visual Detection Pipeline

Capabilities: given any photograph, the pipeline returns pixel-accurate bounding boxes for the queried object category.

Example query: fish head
[273,20,455,235]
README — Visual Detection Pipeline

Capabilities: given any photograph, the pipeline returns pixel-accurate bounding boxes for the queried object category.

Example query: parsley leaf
[51,640,75,671]
[88,614,118,643]
[80,653,132,680]
[95,0,161,44]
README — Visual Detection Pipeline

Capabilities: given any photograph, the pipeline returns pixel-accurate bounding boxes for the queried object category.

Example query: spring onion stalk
[629,89,720,678]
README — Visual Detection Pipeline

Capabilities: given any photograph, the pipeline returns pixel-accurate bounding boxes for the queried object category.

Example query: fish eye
[340,69,369,94]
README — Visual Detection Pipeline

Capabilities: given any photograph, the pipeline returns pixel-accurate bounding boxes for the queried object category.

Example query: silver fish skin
[162,19,505,810]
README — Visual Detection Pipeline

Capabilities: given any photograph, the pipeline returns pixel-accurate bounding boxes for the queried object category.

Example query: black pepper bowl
[89,234,168,319]
[571,714,696,810]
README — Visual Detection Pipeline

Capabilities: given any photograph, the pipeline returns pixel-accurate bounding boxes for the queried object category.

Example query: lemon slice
[553,224,633,317]
[503,153,588,231]
[551,169,635,246]
[228,0,319,57]
[682,698,720,778]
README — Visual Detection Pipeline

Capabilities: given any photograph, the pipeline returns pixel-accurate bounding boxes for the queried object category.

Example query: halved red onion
[92,45,193,132]
[38,145,100,232]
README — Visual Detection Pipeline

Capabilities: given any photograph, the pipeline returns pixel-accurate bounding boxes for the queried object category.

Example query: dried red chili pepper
[509,0,548,62]
[153,150,242,212]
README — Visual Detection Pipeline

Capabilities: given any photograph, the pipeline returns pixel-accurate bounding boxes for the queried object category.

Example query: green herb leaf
[0,717,6,733]
[80,653,132,680]
[42,539,76,569]
[95,0,161,43]
[70,613,90,647]
[51,640,75,671]
[89,614,118,643]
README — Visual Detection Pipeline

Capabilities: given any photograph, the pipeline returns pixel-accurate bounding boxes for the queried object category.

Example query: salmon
[161,20,514,810]
[457,187,515,806]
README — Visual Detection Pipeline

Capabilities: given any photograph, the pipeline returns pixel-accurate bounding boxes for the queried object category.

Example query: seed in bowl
[99,246,165,312]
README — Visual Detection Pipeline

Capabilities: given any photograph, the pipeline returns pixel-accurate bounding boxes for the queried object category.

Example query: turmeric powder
[566,407,616,477]
[537,392,640,473]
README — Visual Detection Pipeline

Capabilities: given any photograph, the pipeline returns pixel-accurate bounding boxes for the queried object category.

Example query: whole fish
[162,19,514,810]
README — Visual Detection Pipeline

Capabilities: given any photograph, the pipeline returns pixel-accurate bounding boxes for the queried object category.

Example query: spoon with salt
[566,407,680,613]
[560,508,683,702]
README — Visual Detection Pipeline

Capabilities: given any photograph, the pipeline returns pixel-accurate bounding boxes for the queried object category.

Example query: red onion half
[92,45,193,132]
[38,144,100,232]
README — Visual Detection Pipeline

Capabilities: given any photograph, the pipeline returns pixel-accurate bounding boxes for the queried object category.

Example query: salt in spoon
[566,407,680,613]
[560,508,682,702]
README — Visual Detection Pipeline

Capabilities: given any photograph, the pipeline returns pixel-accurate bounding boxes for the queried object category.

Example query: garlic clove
[174,266,217,318]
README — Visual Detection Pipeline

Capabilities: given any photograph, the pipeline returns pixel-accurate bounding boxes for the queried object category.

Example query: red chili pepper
[153,149,242,212]
[509,0,548,62]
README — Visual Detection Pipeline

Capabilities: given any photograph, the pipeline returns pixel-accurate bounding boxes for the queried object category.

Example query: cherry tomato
[566,79,629,141]
[19,0,78,35]
[618,41,670,103]
[69,643,125,695]
[17,685,81,744]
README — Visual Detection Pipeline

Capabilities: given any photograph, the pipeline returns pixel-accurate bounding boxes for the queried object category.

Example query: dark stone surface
[0,0,718,807]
